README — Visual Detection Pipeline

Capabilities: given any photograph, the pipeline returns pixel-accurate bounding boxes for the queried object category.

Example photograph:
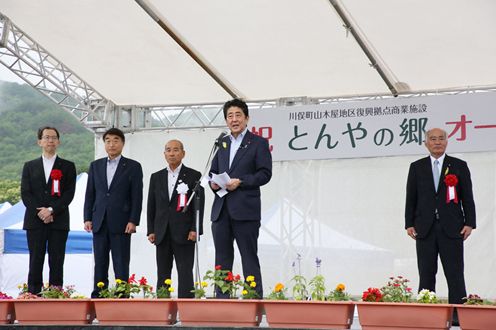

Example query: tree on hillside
[0,81,94,182]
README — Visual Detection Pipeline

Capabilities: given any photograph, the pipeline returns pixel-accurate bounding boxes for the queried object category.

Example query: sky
[0,63,25,84]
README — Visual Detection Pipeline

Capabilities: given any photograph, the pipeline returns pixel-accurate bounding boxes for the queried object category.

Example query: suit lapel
[34,157,47,187]
[46,156,61,189]
[229,132,251,172]
[421,157,437,194]
[438,155,452,196]
[157,169,169,202]
[219,137,231,173]
[169,166,189,205]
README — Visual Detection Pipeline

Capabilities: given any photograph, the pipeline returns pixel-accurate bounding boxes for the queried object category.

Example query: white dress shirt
[229,128,248,168]
[167,163,183,201]
[42,154,57,184]
[107,155,121,188]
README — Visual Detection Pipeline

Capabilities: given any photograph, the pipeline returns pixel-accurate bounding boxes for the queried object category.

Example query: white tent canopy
[1,0,496,300]
[1,0,495,106]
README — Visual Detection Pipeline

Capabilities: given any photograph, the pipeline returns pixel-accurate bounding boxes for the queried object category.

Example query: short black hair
[222,99,249,119]
[37,126,60,140]
[103,127,125,143]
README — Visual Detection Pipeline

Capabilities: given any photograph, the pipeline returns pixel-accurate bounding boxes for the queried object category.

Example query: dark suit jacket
[21,156,77,231]
[405,155,476,238]
[147,165,204,245]
[84,156,143,233]
[210,130,272,222]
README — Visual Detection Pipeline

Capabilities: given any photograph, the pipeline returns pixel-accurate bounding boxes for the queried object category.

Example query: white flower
[70,291,86,299]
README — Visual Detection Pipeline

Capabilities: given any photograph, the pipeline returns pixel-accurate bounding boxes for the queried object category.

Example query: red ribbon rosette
[444,174,458,203]
[50,169,63,196]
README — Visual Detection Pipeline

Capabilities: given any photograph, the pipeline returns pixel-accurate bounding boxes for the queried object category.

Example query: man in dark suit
[84,128,143,298]
[147,139,204,298]
[405,127,476,305]
[210,99,272,298]
[21,126,77,294]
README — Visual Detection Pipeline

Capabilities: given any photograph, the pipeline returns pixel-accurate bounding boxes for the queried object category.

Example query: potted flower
[456,294,496,329]
[356,276,454,330]
[92,274,177,326]
[14,283,94,325]
[176,265,263,327]
[263,256,355,329]
[0,291,14,324]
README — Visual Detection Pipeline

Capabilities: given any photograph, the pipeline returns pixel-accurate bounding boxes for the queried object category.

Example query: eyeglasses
[41,136,59,141]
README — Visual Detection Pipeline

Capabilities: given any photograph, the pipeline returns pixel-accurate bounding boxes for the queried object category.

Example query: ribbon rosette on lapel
[444,174,458,204]
[50,169,63,196]
[176,182,189,211]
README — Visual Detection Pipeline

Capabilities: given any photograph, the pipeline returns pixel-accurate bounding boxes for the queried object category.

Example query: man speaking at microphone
[209,98,272,298]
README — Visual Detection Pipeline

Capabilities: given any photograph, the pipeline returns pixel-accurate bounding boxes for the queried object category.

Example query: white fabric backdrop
[111,128,495,300]
[2,128,494,299]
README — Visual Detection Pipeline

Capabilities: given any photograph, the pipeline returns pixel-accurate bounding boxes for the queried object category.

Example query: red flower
[444,174,458,187]
[234,274,241,282]
[225,272,234,282]
[50,169,63,180]
[215,265,222,270]
[128,274,137,283]
[139,276,147,286]
[362,287,383,302]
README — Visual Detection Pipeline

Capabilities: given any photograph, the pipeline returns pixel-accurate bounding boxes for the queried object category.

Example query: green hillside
[0,80,95,203]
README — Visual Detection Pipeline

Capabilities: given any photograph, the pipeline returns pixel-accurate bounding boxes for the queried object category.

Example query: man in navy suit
[147,139,204,298]
[210,99,272,298]
[21,126,77,294]
[405,127,476,305]
[84,128,143,298]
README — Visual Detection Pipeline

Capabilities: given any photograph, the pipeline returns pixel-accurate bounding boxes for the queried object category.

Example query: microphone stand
[183,134,222,293]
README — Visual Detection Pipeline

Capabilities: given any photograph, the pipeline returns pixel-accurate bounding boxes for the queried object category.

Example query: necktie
[433,159,440,192]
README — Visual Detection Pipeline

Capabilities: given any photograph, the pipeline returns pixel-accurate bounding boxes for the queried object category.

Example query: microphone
[215,131,228,147]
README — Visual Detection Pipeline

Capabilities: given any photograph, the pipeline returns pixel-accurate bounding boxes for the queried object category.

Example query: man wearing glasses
[21,126,77,295]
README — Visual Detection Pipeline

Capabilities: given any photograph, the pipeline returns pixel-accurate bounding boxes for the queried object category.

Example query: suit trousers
[156,229,195,298]
[91,217,131,298]
[211,204,263,298]
[26,226,68,294]
[416,219,466,304]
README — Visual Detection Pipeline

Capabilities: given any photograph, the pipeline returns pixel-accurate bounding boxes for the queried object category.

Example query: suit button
[106,193,110,196]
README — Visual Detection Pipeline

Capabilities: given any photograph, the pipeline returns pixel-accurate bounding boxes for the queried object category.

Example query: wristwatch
[48,207,53,213]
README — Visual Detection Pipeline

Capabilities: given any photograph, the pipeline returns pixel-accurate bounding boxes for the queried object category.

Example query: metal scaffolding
[0,14,111,132]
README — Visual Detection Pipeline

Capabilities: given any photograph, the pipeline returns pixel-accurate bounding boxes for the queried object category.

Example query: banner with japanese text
[249,92,496,161]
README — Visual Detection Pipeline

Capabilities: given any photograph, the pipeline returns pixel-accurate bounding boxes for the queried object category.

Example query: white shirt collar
[107,155,122,163]
[166,163,183,174]
[42,154,57,161]
[229,127,248,142]
[430,153,446,166]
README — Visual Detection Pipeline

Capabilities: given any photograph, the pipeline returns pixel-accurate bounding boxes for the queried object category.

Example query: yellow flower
[168,287,174,292]
[97,282,105,288]
[222,142,227,149]
[17,284,22,289]
[336,283,345,292]
[242,290,248,295]
[115,279,122,284]
[164,279,172,285]
[274,283,284,292]
[250,281,257,288]
[246,275,255,282]
[201,281,208,288]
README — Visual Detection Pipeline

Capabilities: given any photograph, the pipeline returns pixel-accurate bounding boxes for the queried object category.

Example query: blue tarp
[0,201,26,228]
[3,229,92,254]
